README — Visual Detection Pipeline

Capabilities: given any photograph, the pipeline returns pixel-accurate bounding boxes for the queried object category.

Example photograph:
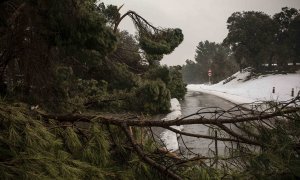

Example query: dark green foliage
[289,14,300,64]
[109,31,146,73]
[0,101,171,179]
[3,2,300,179]
[140,36,171,55]
[47,66,111,112]
[139,28,184,62]
[224,11,277,69]
[207,107,300,180]
[167,66,187,99]
[222,8,300,71]
[0,102,110,179]
[139,28,184,55]
[103,62,140,91]
[183,41,238,84]
[182,59,202,84]
[274,7,299,31]
[0,0,185,114]
[182,166,214,180]
[145,54,164,66]
[144,65,171,84]
[234,115,300,179]
[54,65,137,112]
[273,7,300,67]
[44,0,117,54]
[144,65,187,99]
[99,3,121,26]
[0,1,187,178]
[195,41,220,64]
[131,80,171,113]
[0,0,118,107]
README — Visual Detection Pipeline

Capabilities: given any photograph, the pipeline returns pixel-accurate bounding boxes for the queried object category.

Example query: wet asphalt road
[176,91,237,157]
[152,90,239,157]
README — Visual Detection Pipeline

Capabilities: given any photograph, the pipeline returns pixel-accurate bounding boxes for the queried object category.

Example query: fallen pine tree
[0,95,300,179]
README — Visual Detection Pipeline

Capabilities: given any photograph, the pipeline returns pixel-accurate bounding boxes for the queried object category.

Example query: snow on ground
[160,70,300,151]
[187,70,300,105]
[160,98,183,152]
[169,98,181,111]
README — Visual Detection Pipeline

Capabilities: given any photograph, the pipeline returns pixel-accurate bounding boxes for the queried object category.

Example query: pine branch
[39,107,300,127]
[165,126,256,145]
[113,10,161,33]
[120,123,183,180]
[216,124,261,146]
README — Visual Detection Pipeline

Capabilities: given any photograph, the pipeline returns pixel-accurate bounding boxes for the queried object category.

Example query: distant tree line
[183,7,300,84]
[183,41,238,84]
[224,7,300,71]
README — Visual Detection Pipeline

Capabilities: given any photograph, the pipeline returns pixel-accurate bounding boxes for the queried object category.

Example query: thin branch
[166,156,210,169]
[114,10,161,33]
[166,126,253,145]
[216,124,261,146]
[120,123,183,180]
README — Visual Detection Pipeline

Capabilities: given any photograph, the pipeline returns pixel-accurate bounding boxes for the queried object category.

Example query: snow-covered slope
[187,70,300,104]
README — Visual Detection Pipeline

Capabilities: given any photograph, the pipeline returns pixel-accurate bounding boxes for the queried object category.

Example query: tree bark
[39,107,300,127]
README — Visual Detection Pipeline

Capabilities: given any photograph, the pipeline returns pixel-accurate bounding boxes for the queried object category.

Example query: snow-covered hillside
[187,69,300,104]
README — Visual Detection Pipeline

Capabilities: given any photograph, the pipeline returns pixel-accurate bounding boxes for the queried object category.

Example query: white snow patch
[160,130,179,152]
[187,70,300,105]
[160,98,183,152]
[170,98,181,111]
[161,110,181,122]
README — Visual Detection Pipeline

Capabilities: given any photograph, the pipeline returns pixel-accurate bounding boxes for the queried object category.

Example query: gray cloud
[102,0,300,66]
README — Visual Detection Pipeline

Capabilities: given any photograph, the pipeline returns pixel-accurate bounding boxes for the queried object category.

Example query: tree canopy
[183,41,238,84]
[0,0,186,113]
[183,7,300,84]
[0,2,188,178]
[223,8,300,71]
[223,11,276,69]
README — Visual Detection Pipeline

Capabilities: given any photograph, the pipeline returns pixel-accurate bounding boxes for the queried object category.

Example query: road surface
[177,91,237,156]
[152,90,240,157]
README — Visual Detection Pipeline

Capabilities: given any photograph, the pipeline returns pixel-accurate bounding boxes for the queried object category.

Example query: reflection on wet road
[178,91,236,157]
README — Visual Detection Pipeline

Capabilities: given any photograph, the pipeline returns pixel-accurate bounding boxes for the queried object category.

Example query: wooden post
[291,88,294,97]
[215,130,218,168]
[272,87,275,93]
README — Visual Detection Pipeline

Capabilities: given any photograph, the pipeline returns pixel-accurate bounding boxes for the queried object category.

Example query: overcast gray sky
[102,0,300,66]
